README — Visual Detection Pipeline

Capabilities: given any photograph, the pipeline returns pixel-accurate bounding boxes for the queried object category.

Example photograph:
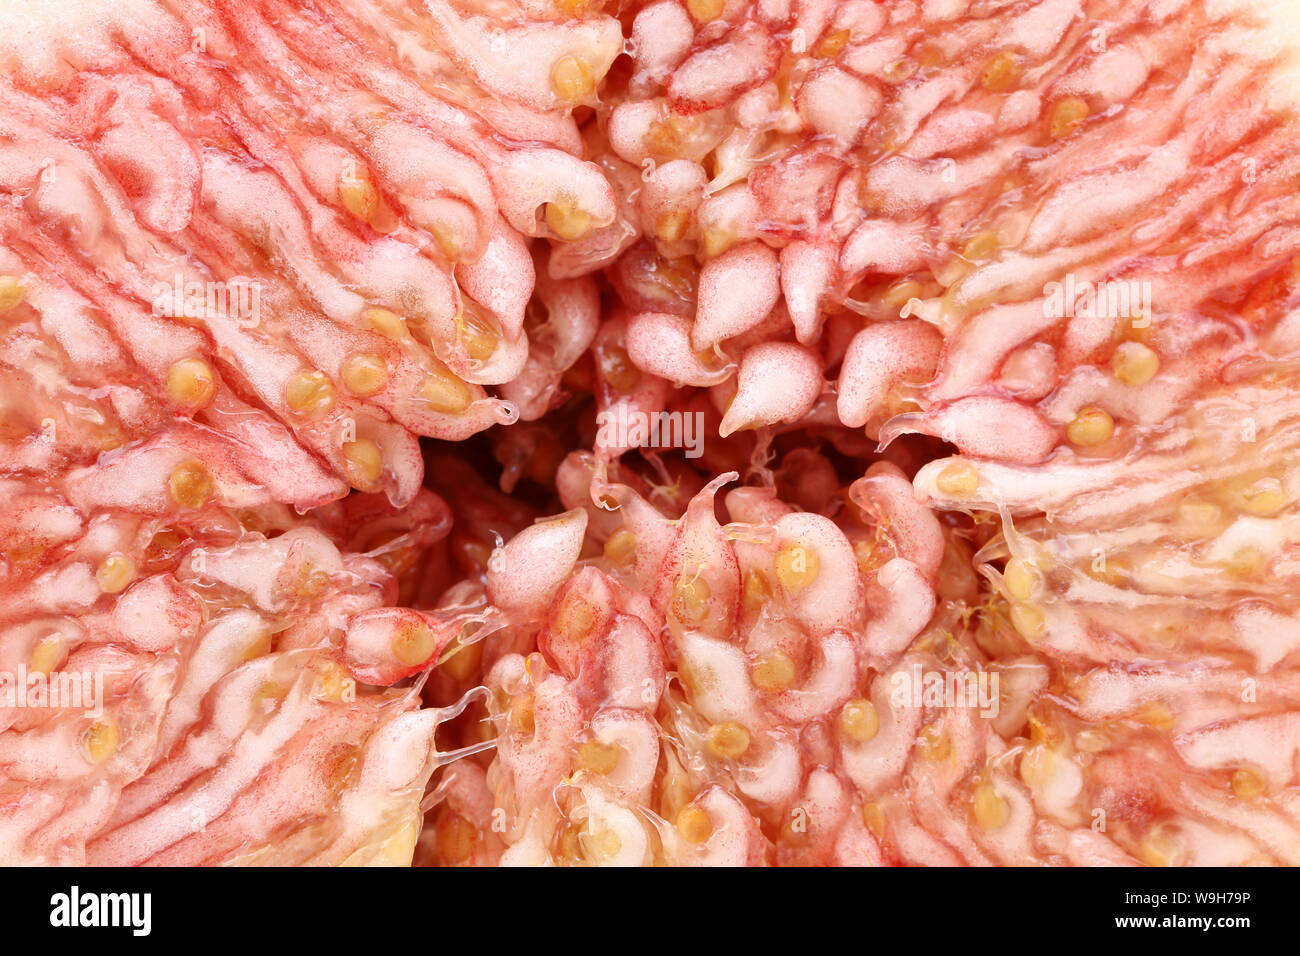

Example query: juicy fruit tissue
[1,0,1299,866]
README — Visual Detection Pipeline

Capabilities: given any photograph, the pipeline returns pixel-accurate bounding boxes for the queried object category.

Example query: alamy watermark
[595,407,705,459]
[0,666,104,717]
[1043,273,1152,327]
[50,886,151,936]
[889,664,1000,718]
[151,273,261,327]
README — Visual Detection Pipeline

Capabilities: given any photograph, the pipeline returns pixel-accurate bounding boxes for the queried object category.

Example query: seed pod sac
[849,463,945,583]
[692,242,781,350]
[765,630,857,724]
[884,397,1060,463]
[837,321,943,431]
[780,241,838,344]
[594,480,679,597]
[626,311,734,387]
[487,509,589,613]
[669,786,766,866]
[719,343,822,437]
[667,22,781,113]
[538,566,619,681]
[653,472,742,638]
[864,559,938,668]
[770,512,863,632]
[344,607,453,685]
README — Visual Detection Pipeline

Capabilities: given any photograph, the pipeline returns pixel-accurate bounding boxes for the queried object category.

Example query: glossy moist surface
[1,0,1299,866]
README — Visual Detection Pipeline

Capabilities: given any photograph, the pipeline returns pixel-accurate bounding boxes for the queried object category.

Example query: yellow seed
[881,58,916,84]
[752,649,797,692]
[1049,96,1090,139]
[1030,715,1063,747]
[1138,827,1186,868]
[815,28,851,59]
[342,439,383,489]
[1111,341,1159,385]
[544,197,592,242]
[676,804,713,845]
[1066,406,1114,447]
[294,562,328,598]
[706,721,750,759]
[422,365,473,415]
[94,426,126,453]
[961,231,999,261]
[917,722,950,761]
[1010,602,1045,641]
[29,635,63,676]
[701,227,734,259]
[936,460,978,497]
[1133,702,1174,732]
[883,278,924,308]
[654,208,692,243]
[686,0,724,22]
[1003,557,1039,601]
[671,575,711,624]
[453,533,494,574]
[437,811,477,864]
[645,115,687,158]
[392,621,436,666]
[0,275,24,311]
[774,543,820,590]
[143,528,184,570]
[1223,546,1264,578]
[972,783,1010,829]
[241,629,273,663]
[169,460,214,509]
[165,357,216,409]
[440,634,481,682]
[861,801,885,836]
[840,698,879,743]
[340,353,388,396]
[551,54,595,103]
[1242,480,1286,516]
[364,307,408,340]
[1231,767,1267,800]
[576,739,622,775]
[1075,729,1109,753]
[553,590,596,641]
[981,51,1020,90]
[603,529,638,566]
[96,554,135,594]
[554,0,589,17]
[557,825,583,863]
[326,745,362,791]
[742,569,772,611]
[313,661,351,701]
[660,771,693,825]
[429,219,467,262]
[510,694,536,735]
[590,828,622,859]
[782,813,811,847]
[915,42,945,68]
[598,344,642,391]
[339,168,380,222]
[285,370,336,415]
[456,308,499,363]
[854,539,888,576]
[84,720,119,763]
[1019,745,1055,788]
[381,817,420,865]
